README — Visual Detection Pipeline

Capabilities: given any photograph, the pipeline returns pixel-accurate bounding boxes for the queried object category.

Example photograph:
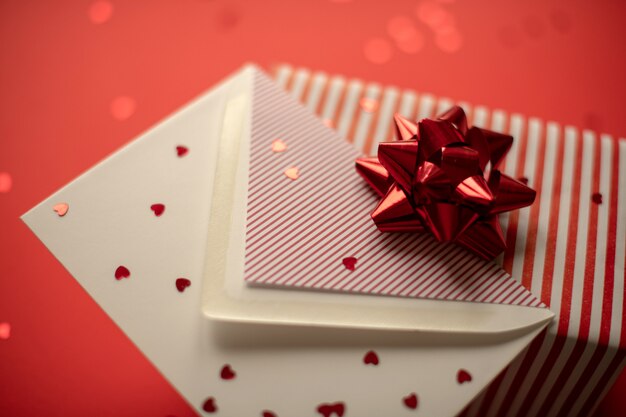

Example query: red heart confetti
[262,411,277,417]
[150,203,165,217]
[403,393,418,410]
[202,397,217,413]
[176,145,189,157]
[114,266,130,280]
[53,203,69,217]
[457,369,472,384]
[220,364,236,380]
[175,278,191,292]
[518,176,529,185]
[363,350,379,365]
[0,322,10,340]
[342,257,357,271]
[592,192,603,204]
[316,402,345,417]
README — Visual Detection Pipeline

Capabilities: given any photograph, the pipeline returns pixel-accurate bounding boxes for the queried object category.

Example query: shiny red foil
[355,106,536,260]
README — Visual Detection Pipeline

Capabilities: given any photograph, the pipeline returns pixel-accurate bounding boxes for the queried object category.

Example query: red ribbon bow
[355,106,536,260]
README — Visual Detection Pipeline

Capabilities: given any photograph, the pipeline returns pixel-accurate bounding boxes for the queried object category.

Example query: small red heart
[176,145,189,157]
[150,203,165,217]
[262,411,277,417]
[175,278,191,292]
[363,350,379,365]
[457,369,472,384]
[114,266,130,280]
[403,393,418,410]
[592,192,603,204]
[518,176,529,185]
[316,402,345,417]
[220,364,236,380]
[176,278,191,292]
[202,397,217,413]
[342,257,357,271]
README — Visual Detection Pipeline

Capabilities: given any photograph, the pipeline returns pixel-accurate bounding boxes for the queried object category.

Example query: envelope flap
[244,70,545,309]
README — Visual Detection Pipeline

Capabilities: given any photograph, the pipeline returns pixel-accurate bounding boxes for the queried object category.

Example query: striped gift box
[271,64,626,417]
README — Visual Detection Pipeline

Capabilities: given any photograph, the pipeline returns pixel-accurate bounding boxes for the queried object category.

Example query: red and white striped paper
[245,69,543,307]
[268,65,626,417]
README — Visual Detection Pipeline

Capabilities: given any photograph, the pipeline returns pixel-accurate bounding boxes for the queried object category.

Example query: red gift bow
[355,106,536,260]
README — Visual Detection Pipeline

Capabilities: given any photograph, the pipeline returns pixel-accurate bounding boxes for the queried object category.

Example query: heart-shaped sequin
[176,145,189,157]
[457,369,472,384]
[403,393,418,409]
[220,364,236,380]
[150,203,165,217]
[175,278,191,292]
[342,257,357,271]
[114,266,130,280]
[316,402,345,417]
[284,167,299,180]
[363,350,379,365]
[592,192,603,204]
[53,203,69,217]
[272,139,287,153]
[202,397,217,413]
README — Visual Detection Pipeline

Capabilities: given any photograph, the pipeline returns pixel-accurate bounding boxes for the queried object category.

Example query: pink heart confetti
[342,257,357,271]
[202,397,218,413]
[150,203,165,217]
[53,203,69,217]
[114,266,130,280]
[220,364,236,380]
[457,369,472,384]
[271,139,287,153]
[403,393,418,410]
[363,350,379,365]
[0,322,11,340]
[176,145,189,157]
[284,167,300,180]
[175,278,191,292]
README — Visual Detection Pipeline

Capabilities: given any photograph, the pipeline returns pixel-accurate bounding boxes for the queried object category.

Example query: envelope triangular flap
[244,70,543,309]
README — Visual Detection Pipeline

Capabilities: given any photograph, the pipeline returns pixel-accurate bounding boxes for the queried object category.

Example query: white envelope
[22,64,553,417]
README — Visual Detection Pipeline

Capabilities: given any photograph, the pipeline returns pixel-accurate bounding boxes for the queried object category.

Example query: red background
[1,0,625,416]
